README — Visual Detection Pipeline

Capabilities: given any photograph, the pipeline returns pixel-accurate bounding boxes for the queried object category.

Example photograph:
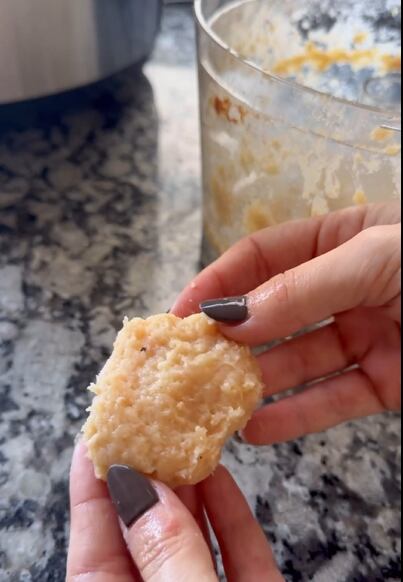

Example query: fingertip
[200,464,235,499]
[70,440,85,480]
[123,477,216,581]
[173,264,231,319]
[241,426,257,445]
[72,437,86,461]
[70,439,95,480]
[148,479,175,508]
[198,294,268,346]
[209,464,231,482]
[242,413,272,446]
[199,296,248,324]
[70,440,107,506]
[171,286,202,318]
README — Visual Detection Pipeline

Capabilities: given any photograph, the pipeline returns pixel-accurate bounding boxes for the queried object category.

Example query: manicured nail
[200,296,248,323]
[107,465,159,528]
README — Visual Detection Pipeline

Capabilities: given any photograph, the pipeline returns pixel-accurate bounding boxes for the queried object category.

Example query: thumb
[107,465,217,582]
[201,224,401,346]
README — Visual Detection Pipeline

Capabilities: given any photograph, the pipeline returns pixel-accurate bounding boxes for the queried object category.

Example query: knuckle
[357,224,399,251]
[269,270,305,330]
[209,264,228,299]
[246,234,271,282]
[356,226,401,304]
[270,271,292,305]
[135,513,188,579]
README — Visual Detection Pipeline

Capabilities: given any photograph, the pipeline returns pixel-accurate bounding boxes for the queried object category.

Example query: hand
[67,442,283,582]
[173,203,401,445]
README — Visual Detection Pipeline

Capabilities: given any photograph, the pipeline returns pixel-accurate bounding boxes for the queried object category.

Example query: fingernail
[107,465,159,528]
[200,296,248,323]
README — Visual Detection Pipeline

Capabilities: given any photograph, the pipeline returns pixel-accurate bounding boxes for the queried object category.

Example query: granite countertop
[0,6,401,582]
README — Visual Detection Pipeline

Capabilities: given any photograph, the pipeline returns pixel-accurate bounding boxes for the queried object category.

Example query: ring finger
[257,319,352,397]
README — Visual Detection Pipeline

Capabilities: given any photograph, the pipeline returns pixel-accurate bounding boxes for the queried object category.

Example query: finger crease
[248,234,272,281]
[311,217,323,258]
[70,556,132,580]
[357,352,389,412]
[72,495,111,513]
[333,321,358,366]
[210,264,229,299]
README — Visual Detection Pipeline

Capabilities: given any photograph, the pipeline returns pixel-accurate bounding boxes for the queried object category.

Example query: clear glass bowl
[196,0,401,264]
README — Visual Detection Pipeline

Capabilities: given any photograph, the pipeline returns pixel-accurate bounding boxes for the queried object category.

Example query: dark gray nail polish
[107,465,159,528]
[200,296,248,323]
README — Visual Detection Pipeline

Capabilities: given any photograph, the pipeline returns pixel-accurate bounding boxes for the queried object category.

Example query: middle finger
[200,466,284,582]
[175,485,215,562]
[257,320,352,396]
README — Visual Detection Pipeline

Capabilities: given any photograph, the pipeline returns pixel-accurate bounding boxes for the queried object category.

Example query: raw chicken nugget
[83,313,263,487]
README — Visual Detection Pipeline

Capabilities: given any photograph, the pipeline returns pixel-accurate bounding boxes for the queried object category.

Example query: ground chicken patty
[83,313,263,487]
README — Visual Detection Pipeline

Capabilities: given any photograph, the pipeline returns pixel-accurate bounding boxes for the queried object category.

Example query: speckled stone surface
[0,6,401,582]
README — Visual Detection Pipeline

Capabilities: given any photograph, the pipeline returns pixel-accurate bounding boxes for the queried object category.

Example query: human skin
[173,203,401,444]
[67,202,400,582]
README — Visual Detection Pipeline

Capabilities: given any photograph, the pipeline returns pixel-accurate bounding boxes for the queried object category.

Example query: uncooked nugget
[83,313,263,487]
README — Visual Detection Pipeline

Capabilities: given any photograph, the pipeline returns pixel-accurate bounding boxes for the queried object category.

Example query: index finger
[172,205,377,318]
[67,442,139,582]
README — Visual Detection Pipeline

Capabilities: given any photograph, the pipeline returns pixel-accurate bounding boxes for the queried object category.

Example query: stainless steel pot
[0,0,161,104]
